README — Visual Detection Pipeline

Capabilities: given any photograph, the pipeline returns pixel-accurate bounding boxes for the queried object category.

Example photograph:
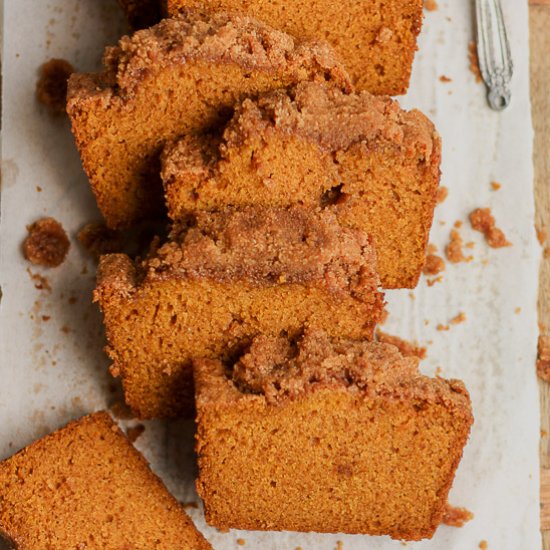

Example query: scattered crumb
[423,253,445,276]
[469,208,511,248]
[537,335,550,382]
[237,539,246,546]
[217,527,230,534]
[109,400,135,420]
[479,541,488,549]
[26,268,52,292]
[424,0,438,11]
[335,542,344,550]
[182,501,199,509]
[23,217,70,267]
[445,229,473,263]
[408,292,416,301]
[437,324,450,331]
[378,309,389,326]
[68,296,78,305]
[468,41,482,83]
[439,220,446,226]
[442,504,474,527]
[439,75,452,83]
[426,276,444,287]
[542,430,548,438]
[536,225,547,246]
[435,367,443,376]
[36,186,42,192]
[376,331,427,359]
[41,315,51,322]
[490,181,501,191]
[515,307,522,314]
[60,325,71,334]
[454,220,463,229]
[36,58,74,115]
[436,186,448,204]
[77,222,124,259]
[465,241,475,249]
[126,424,145,443]
[427,243,438,254]
[450,312,466,325]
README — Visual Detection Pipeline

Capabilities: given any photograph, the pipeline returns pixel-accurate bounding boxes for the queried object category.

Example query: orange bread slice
[0,412,210,549]
[67,10,351,229]
[195,329,473,540]
[165,0,423,94]
[162,83,441,288]
[94,206,384,419]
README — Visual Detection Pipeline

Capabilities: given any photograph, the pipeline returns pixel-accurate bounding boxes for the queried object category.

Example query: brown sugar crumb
[77,222,124,259]
[436,186,448,204]
[23,217,70,267]
[469,208,511,248]
[424,0,438,11]
[427,276,443,286]
[376,331,427,359]
[450,312,466,325]
[439,75,451,83]
[442,504,474,527]
[437,324,449,332]
[537,335,550,382]
[445,229,473,263]
[36,58,74,115]
[536,225,547,246]
[423,253,445,276]
[236,539,246,546]
[26,268,52,292]
[490,181,501,191]
[468,42,482,83]
[479,541,488,550]
[126,424,145,443]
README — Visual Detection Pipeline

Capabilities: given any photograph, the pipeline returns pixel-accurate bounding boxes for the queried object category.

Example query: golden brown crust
[194,332,473,540]
[0,412,211,549]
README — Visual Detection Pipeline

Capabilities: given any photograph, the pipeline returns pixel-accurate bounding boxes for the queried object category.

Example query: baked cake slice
[67,10,352,229]
[165,0,423,94]
[162,82,441,288]
[0,412,211,549]
[195,329,473,540]
[94,206,384,419]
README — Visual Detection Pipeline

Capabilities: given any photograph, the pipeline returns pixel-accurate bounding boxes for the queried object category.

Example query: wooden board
[529,2,550,547]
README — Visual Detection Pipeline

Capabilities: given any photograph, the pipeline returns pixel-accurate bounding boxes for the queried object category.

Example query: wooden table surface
[529,0,550,547]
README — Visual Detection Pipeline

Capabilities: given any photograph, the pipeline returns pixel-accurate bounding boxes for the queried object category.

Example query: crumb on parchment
[23,218,70,268]
[442,504,474,527]
[36,58,74,115]
[468,42,482,83]
[445,229,473,263]
[469,208,511,248]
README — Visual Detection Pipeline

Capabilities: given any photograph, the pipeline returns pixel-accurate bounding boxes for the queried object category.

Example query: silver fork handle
[476,0,514,111]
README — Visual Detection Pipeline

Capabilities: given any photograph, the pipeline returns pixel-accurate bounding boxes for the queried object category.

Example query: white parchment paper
[0,1,540,548]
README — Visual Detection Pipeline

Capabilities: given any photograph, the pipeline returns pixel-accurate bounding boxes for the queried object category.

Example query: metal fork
[475,0,513,110]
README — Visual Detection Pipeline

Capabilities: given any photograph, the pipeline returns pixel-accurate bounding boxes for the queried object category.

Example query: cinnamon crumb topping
[23,218,70,268]
[423,253,445,276]
[442,504,474,527]
[469,208,511,248]
[376,331,427,359]
[490,181,501,191]
[445,229,472,263]
[450,312,466,325]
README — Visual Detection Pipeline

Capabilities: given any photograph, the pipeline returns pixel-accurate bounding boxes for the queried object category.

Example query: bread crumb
[445,229,473,263]
[423,254,445,276]
[36,186,42,192]
[450,312,466,325]
[542,430,548,438]
[435,367,443,376]
[437,324,449,331]
[236,538,246,546]
[427,243,438,254]
[442,504,474,527]
[537,335,550,382]
[469,208,511,248]
[126,424,145,443]
[479,541,488,549]
[468,42,482,83]
[426,276,444,287]
[536,225,547,246]
[41,315,51,322]
[515,307,522,315]
[335,542,344,550]
[465,241,475,249]
[36,58,74,115]
[376,331,427,359]
[23,217,70,267]
[436,186,448,204]
[490,181,501,191]
[77,222,124,259]
[424,0,438,11]
[26,268,52,292]
[454,220,463,229]
[439,75,451,83]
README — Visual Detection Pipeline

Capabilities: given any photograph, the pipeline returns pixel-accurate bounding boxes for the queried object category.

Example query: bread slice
[165,0,423,95]
[67,10,351,229]
[162,83,441,288]
[0,412,210,549]
[94,206,384,418]
[195,329,473,540]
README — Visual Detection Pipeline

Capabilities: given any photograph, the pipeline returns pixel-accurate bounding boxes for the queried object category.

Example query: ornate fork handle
[476,0,513,111]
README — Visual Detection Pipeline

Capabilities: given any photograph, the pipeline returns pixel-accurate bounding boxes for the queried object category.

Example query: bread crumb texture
[0,412,210,549]
[195,330,473,540]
